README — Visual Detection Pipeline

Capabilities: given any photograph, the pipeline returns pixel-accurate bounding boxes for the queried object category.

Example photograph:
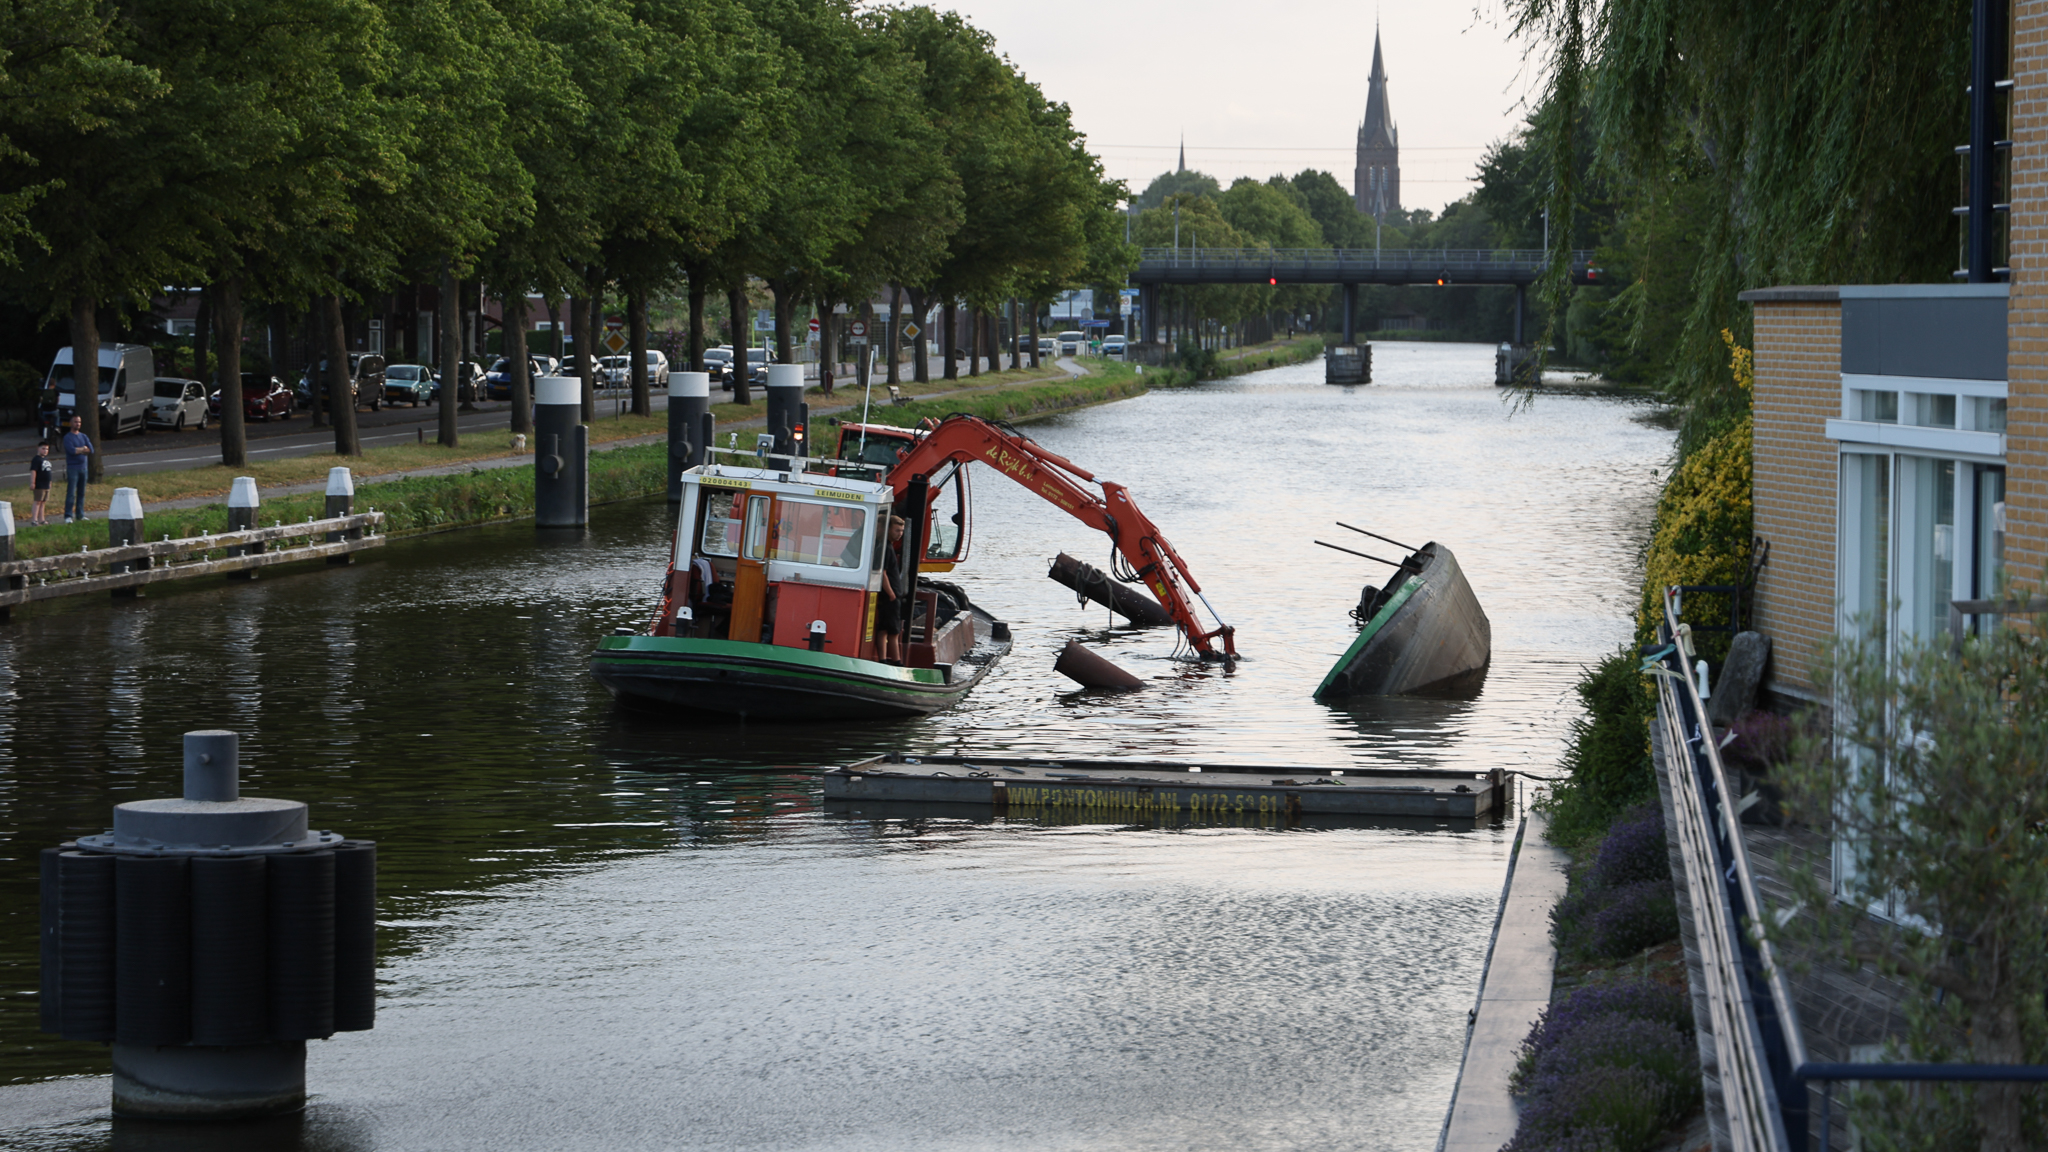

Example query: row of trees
[0,0,1129,477]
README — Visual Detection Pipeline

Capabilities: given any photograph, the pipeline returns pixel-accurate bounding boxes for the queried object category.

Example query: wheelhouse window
[698,490,744,557]
[768,499,867,568]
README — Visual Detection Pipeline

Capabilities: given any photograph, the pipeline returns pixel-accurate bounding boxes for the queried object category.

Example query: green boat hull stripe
[1314,575,1422,697]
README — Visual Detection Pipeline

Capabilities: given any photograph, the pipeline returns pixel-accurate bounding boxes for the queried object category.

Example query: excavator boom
[884,415,1236,659]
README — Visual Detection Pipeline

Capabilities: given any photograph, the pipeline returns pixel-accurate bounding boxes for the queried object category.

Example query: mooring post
[226,476,261,580]
[668,371,710,501]
[764,365,804,462]
[534,375,587,528]
[324,467,355,564]
[0,501,14,622]
[40,729,377,1119]
[108,487,145,597]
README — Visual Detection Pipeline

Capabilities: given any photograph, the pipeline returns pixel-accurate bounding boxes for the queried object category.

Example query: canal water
[0,343,1670,1150]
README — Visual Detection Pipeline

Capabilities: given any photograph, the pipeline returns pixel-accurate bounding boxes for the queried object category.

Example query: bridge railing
[1133,247,1594,270]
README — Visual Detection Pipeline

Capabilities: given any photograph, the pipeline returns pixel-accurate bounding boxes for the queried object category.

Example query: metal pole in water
[534,376,587,527]
[39,729,376,1119]
[669,372,710,501]
[108,487,145,597]
[324,467,355,563]
[227,477,261,580]
[0,501,14,622]
[764,365,804,462]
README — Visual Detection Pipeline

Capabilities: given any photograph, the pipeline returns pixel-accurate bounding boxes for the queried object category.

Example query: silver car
[148,377,209,431]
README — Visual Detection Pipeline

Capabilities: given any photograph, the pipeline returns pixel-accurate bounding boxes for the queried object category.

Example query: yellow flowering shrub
[1637,332,1753,656]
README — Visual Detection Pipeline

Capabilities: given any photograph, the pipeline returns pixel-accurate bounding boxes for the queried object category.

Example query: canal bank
[0,342,1670,1150]
[0,360,1162,561]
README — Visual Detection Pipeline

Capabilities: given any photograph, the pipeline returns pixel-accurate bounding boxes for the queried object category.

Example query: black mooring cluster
[40,841,376,1046]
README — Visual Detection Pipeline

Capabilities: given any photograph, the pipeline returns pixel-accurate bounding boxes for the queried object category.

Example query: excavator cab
[835,422,970,570]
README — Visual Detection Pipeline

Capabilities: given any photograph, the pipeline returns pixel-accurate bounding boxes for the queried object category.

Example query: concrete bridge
[1131,247,1601,347]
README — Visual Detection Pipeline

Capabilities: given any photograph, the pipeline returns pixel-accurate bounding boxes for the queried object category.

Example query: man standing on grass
[61,416,91,523]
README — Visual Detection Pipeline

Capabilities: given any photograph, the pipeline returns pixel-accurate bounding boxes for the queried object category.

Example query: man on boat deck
[877,516,907,663]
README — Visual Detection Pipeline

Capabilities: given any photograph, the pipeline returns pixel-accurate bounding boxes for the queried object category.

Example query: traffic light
[1268,277,1277,285]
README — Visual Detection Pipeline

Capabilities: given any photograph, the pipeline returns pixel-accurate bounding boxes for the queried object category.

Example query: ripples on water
[0,342,1669,1150]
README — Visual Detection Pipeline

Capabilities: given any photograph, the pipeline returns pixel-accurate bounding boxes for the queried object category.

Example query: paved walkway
[1438,805,1571,1152]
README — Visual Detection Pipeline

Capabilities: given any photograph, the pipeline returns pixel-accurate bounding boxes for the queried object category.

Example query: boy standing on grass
[27,442,52,526]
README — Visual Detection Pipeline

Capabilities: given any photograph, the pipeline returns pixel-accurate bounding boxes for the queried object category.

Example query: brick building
[1742,4,2048,709]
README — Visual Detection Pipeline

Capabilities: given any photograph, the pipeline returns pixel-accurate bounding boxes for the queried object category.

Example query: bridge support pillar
[1140,284,1159,346]
[1341,283,1357,345]
[1513,284,1526,345]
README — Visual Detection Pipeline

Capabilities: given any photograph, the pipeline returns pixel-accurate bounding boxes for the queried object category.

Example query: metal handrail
[1654,594,1804,1150]
[1660,586,2048,1150]
[1135,247,1595,266]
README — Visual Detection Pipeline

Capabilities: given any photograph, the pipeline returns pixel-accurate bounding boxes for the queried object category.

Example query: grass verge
[5,361,1143,559]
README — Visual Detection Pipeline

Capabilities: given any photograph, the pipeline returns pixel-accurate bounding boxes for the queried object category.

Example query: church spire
[1178,135,1185,173]
[1354,27,1400,219]
[1360,29,1394,150]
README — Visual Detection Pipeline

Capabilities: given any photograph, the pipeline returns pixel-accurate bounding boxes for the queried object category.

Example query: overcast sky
[939,1,1542,214]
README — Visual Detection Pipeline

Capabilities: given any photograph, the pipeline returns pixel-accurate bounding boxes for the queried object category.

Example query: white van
[44,344,155,436]
[1056,331,1085,356]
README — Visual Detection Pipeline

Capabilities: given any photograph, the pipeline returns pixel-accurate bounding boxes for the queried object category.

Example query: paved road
[12,356,1089,489]
[2,389,668,478]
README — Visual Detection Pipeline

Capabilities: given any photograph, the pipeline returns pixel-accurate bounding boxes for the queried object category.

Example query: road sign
[753,309,775,332]
[1120,288,1138,298]
[900,321,921,340]
[807,317,820,333]
[849,321,867,337]
[603,330,628,353]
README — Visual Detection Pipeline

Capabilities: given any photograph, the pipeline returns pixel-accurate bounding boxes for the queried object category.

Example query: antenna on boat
[1314,539,1403,566]
[1335,522,1415,552]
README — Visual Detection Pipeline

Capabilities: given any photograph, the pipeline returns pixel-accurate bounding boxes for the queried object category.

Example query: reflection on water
[0,343,1667,1150]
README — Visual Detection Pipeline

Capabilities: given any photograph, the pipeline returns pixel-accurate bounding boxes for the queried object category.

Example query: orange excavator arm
[886,415,1237,659]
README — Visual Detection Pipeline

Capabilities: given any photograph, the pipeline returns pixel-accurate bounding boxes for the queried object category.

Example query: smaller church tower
[1354,30,1400,219]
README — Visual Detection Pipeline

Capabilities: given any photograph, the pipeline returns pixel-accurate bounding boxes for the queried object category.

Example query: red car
[208,374,294,422]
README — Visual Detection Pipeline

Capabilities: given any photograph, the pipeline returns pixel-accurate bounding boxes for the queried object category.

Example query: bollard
[764,364,804,461]
[108,488,147,597]
[40,730,375,1119]
[324,467,356,565]
[227,477,262,581]
[534,376,587,528]
[668,372,710,502]
[0,501,14,622]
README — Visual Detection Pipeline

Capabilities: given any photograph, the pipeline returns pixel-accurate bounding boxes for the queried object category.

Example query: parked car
[42,344,154,437]
[596,355,633,390]
[384,364,436,406]
[148,378,209,431]
[211,374,293,422]
[1057,330,1085,356]
[483,357,546,401]
[702,347,735,389]
[644,349,670,390]
[432,360,486,402]
[1102,336,1127,360]
[1037,337,1056,357]
[296,353,386,411]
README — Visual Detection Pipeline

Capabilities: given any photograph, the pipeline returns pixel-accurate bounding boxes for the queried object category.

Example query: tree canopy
[0,0,1128,458]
